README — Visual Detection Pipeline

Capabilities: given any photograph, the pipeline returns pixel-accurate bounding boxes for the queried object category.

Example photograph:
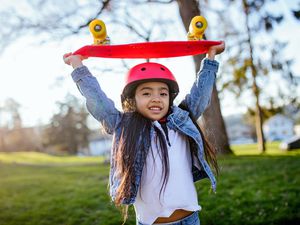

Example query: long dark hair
[114,111,152,204]
[115,98,170,224]
[115,93,219,223]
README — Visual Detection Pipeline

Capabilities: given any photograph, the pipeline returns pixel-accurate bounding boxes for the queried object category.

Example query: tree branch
[77,0,112,31]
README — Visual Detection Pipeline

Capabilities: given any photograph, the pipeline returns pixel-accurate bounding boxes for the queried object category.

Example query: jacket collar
[168,106,190,124]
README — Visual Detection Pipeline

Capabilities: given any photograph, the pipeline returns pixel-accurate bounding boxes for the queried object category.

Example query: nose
[151,94,161,102]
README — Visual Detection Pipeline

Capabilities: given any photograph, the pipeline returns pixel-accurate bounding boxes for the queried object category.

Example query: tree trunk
[0,130,5,151]
[243,0,266,152]
[254,84,266,152]
[176,0,232,154]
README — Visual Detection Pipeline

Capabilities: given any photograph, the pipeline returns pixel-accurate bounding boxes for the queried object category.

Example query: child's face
[135,81,170,121]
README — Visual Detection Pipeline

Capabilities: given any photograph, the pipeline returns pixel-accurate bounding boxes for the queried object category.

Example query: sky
[0,0,299,128]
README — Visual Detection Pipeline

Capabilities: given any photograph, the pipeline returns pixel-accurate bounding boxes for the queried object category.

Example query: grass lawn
[0,143,299,225]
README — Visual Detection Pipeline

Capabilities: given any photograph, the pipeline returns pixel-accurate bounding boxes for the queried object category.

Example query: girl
[63,41,225,225]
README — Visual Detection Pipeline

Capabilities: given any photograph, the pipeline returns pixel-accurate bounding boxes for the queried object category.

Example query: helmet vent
[141,67,146,71]
[160,67,165,71]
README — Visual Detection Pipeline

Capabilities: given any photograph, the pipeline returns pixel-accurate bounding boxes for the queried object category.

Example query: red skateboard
[72,40,222,59]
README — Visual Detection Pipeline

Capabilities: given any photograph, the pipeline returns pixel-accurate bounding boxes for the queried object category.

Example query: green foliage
[1,98,22,129]
[243,103,284,126]
[243,98,300,128]
[222,0,299,109]
[0,147,299,225]
[43,94,91,154]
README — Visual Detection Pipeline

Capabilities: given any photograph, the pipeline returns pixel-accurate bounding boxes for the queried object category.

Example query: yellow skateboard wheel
[89,19,109,45]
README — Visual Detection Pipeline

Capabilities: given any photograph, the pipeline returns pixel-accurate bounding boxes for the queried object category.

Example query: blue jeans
[137,211,200,225]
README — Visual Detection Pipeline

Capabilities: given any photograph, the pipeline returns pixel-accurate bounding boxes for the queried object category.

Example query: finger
[63,57,70,65]
[63,52,72,59]
[214,41,225,54]
[63,55,72,65]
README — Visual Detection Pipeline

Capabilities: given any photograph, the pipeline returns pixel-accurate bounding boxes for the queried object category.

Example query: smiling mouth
[149,107,162,112]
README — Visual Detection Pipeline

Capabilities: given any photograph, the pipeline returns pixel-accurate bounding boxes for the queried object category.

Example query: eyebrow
[139,87,169,91]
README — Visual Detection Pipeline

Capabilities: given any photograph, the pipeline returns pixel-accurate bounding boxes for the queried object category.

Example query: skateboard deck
[73,40,222,59]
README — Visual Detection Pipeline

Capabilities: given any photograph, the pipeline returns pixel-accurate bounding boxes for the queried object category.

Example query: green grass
[0,151,104,165]
[0,145,299,225]
[0,154,125,225]
[231,141,300,156]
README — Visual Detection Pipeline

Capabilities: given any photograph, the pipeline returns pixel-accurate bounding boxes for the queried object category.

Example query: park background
[0,0,299,224]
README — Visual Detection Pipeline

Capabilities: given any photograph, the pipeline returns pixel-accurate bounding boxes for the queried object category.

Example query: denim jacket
[71,58,219,205]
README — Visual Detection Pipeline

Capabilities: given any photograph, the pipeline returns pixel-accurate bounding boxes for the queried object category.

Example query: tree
[219,0,299,152]
[0,98,43,152]
[43,94,90,154]
[176,0,232,154]
[3,98,22,129]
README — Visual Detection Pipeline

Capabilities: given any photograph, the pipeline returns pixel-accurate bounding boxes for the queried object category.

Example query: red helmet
[122,62,179,100]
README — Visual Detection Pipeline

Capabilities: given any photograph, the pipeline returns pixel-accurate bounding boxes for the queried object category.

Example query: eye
[160,92,168,97]
[142,92,150,96]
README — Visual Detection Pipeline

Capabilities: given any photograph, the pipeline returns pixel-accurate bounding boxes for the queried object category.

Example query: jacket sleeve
[71,66,121,134]
[183,58,219,120]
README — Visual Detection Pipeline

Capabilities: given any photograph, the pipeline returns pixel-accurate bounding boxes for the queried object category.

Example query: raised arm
[181,42,225,119]
[63,54,121,134]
